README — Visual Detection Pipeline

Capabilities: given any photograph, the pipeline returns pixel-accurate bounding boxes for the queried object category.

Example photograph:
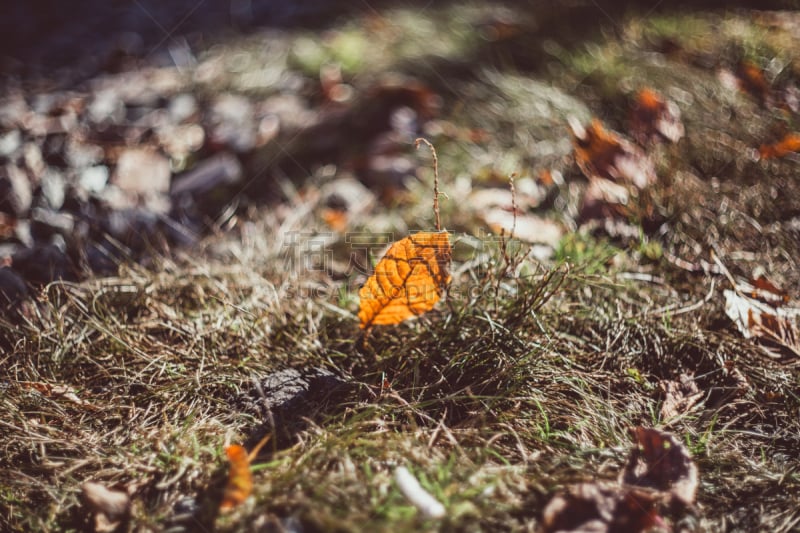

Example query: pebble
[0,164,33,216]
[0,94,28,128]
[30,207,75,239]
[170,153,242,197]
[88,90,124,124]
[208,93,256,152]
[79,165,110,193]
[65,138,104,169]
[0,130,21,158]
[113,148,171,194]
[168,93,198,123]
[40,168,66,210]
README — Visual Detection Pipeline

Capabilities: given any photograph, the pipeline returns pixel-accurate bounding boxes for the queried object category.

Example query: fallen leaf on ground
[736,60,770,105]
[220,444,253,512]
[541,481,664,533]
[81,482,130,533]
[570,117,656,190]
[724,288,800,357]
[542,427,696,532]
[659,374,703,421]
[629,88,684,145]
[620,427,698,507]
[20,381,97,410]
[578,177,631,223]
[759,132,800,159]
[358,231,451,329]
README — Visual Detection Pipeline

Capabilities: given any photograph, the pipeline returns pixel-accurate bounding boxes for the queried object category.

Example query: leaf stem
[415,137,441,231]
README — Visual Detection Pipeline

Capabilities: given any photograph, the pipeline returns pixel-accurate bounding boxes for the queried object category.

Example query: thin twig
[508,173,517,242]
[415,138,441,231]
[649,277,717,317]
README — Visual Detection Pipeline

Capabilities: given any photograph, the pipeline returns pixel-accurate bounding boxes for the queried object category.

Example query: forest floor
[2,3,800,532]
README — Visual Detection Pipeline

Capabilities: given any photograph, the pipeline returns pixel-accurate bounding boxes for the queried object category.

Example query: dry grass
[3,4,800,533]
[2,205,799,531]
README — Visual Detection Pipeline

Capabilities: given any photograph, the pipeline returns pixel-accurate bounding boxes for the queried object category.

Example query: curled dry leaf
[358,231,451,329]
[570,117,656,190]
[542,427,697,532]
[724,289,800,356]
[81,482,130,533]
[220,444,253,512]
[659,374,704,421]
[724,276,800,356]
[759,132,800,159]
[541,482,664,533]
[629,88,684,145]
[621,427,698,507]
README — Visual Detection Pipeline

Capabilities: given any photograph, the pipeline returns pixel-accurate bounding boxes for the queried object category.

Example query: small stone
[23,143,45,178]
[208,94,256,152]
[13,219,33,247]
[0,164,32,216]
[40,168,66,210]
[80,165,110,193]
[0,130,21,158]
[170,153,242,197]
[240,367,350,446]
[259,94,315,131]
[113,148,171,194]
[168,93,198,123]
[30,207,75,239]
[65,138,104,169]
[0,94,28,128]
[88,90,124,124]
[157,123,204,160]
[30,93,60,114]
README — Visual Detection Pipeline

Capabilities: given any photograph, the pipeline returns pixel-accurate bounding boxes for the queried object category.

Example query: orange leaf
[629,88,684,144]
[759,132,800,159]
[570,118,656,190]
[358,231,451,329]
[220,445,253,511]
[737,60,770,104]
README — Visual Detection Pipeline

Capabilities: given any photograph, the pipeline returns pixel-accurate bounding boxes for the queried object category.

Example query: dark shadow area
[3,0,798,88]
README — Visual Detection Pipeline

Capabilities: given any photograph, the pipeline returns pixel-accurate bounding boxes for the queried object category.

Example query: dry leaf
[629,88,684,145]
[358,231,451,329]
[220,444,253,512]
[621,427,698,507]
[20,381,97,410]
[570,118,656,190]
[542,427,697,532]
[736,60,770,105]
[81,482,130,533]
[759,132,800,159]
[724,289,800,356]
[541,482,664,533]
[659,374,703,421]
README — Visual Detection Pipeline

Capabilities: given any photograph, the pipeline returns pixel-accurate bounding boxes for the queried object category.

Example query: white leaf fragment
[394,466,446,519]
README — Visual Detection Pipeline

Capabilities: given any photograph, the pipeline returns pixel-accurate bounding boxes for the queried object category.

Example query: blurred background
[1,0,799,295]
